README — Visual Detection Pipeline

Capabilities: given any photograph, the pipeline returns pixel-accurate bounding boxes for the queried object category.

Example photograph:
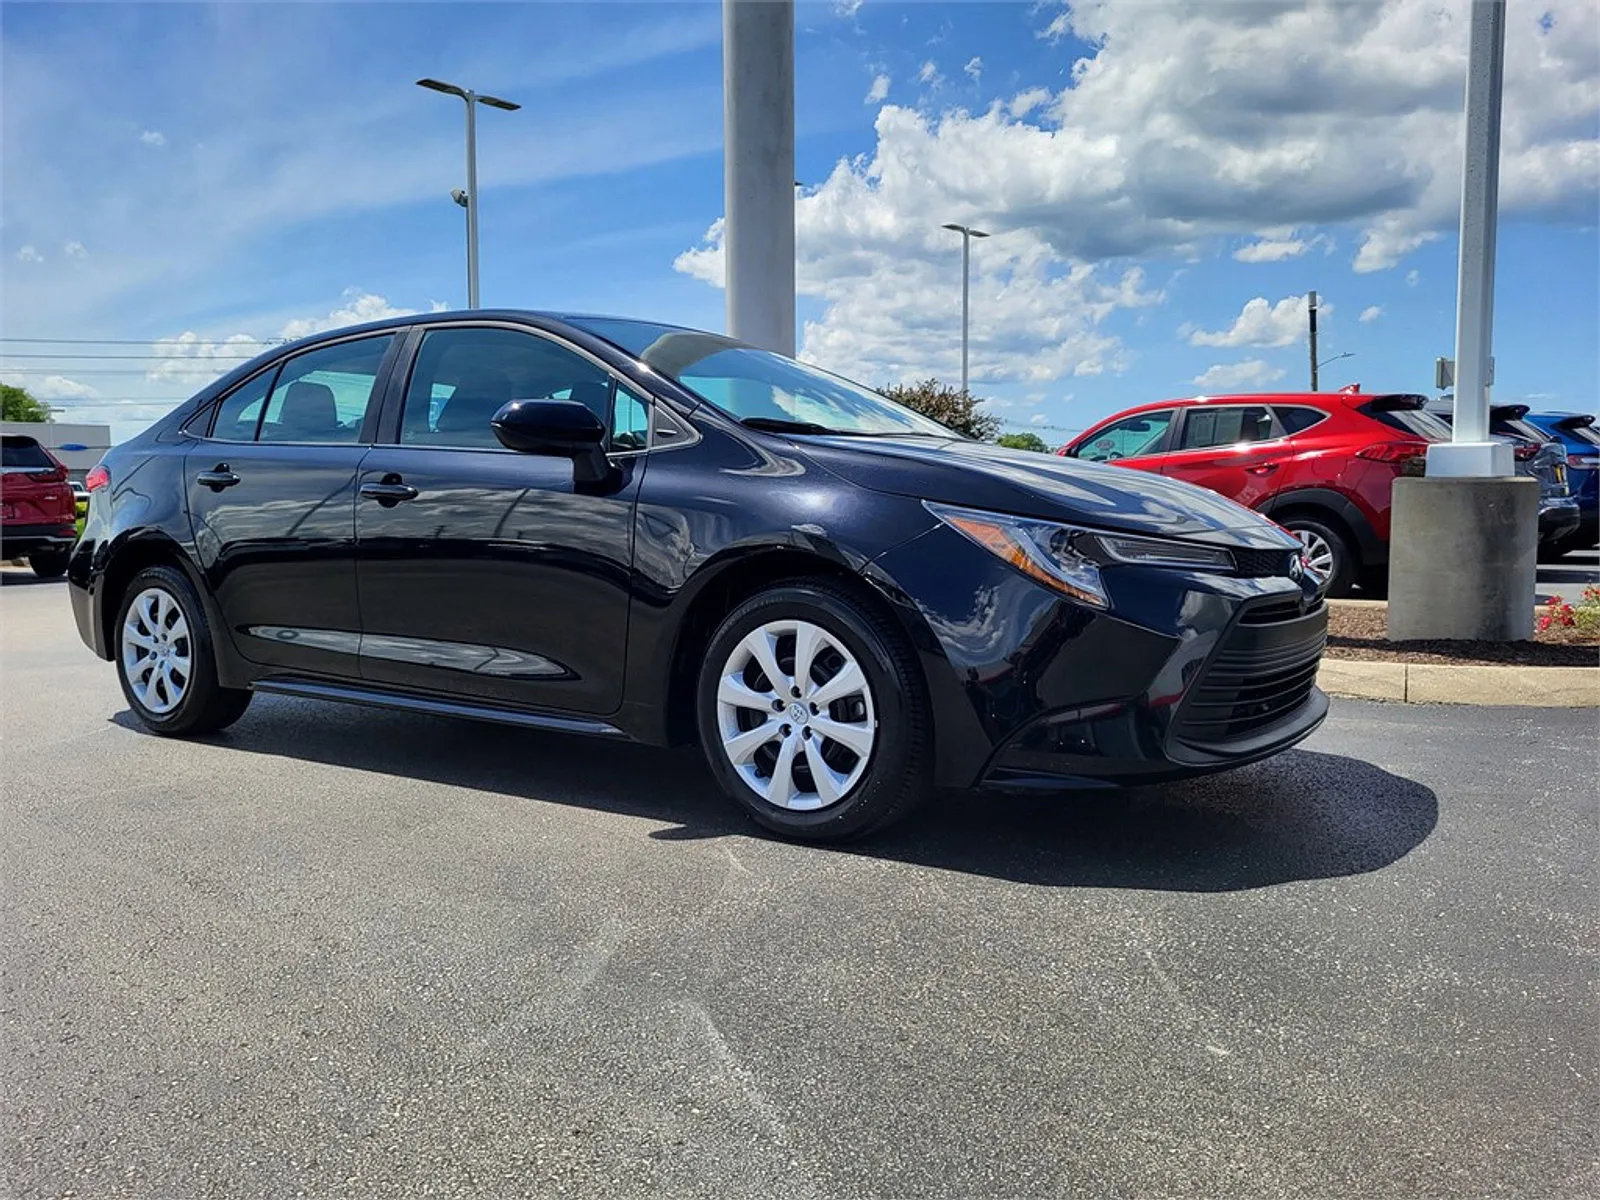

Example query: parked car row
[1061,392,1597,595]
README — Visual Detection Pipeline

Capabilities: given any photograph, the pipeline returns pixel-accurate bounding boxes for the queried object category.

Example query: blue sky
[2,1,1596,443]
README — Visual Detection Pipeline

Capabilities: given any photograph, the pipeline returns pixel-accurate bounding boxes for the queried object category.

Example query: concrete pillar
[1387,477,1538,641]
[723,0,795,356]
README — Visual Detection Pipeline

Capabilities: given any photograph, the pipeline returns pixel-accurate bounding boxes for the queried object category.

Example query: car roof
[1081,390,1397,426]
[270,309,715,356]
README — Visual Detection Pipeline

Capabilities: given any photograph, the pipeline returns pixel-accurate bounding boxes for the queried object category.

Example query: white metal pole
[723,0,796,355]
[960,231,971,395]
[464,93,480,310]
[1448,0,1506,458]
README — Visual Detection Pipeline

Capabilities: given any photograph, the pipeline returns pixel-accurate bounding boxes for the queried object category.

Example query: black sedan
[69,311,1328,841]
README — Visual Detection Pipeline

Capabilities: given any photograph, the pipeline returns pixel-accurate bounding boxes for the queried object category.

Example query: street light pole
[1307,290,1319,391]
[417,78,520,309]
[941,223,989,395]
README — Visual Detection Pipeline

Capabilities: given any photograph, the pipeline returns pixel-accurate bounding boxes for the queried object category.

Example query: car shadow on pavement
[114,695,1437,893]
[0,570,65,587]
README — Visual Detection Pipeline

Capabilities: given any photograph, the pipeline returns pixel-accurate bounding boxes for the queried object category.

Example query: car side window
[1177,405,1274,451]
[401,327,616,450]
[257,335,394,444]
[208,368,277,441]
[611,383,651,451]
[1077,411,1174,462]
[1274,406,1327,435]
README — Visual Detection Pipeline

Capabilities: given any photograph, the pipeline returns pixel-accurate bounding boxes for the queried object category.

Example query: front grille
[1174,599,1326,746]
[1231,547,1297,578]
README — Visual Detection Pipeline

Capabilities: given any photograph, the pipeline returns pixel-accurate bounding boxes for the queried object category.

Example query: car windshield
[569,317,956,437]
[1,436,53,469]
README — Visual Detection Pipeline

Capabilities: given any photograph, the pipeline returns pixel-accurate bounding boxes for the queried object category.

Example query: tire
[114,564,252,736]
[28,549,69,579]
[696,580,932,842]
[1281,515,1356,598]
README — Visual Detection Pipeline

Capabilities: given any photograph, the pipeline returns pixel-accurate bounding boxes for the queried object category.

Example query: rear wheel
[115,565,252,736]
[1281,516,1356,598]
[696,581,932,842]
[28,548,69,579]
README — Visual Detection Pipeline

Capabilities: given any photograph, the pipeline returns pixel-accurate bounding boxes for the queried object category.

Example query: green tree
[879,378,1000,440]
[995,432,1050,453]
[1,383,53,423]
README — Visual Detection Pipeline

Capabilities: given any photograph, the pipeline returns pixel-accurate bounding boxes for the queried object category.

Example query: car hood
[798,434,1296,547]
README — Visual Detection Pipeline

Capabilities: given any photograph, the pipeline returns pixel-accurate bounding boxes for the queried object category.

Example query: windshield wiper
[739,417,842,435]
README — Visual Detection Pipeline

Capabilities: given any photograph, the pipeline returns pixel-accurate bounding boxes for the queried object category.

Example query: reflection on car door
[1160,404,1285,507]
[354,324,647,715]
[185,333,398,678]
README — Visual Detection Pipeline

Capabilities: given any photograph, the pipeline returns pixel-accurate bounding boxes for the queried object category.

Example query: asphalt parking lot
[2,569,1594,1200]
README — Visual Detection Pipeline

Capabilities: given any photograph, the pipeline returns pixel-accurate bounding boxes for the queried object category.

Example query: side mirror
[492,399,614,486]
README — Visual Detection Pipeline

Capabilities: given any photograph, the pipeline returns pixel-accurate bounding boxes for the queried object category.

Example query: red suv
[1,434,78,578]
[1059,392,1447,595]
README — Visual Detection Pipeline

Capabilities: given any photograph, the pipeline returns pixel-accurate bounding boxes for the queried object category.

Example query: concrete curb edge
[1318,659,1599,707]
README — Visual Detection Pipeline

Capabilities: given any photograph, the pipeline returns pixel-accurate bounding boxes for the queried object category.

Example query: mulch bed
[1325,604,1599,667]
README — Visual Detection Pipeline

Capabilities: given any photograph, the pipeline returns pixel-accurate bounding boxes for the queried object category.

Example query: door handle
[360,476,419,507]
[1244,462,1280,475]
[196,465,241,491]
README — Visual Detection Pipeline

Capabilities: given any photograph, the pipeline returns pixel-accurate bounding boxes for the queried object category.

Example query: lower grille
[1175,600,1326,746]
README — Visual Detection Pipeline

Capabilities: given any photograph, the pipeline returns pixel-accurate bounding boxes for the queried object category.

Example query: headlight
[925,501,1109,609]
[924,501,1239,608]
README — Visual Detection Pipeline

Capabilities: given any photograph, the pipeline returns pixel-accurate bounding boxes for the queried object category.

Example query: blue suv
[1525,412,1599,557]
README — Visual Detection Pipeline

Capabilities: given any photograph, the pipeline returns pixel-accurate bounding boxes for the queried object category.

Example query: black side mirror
[491,399,614,485]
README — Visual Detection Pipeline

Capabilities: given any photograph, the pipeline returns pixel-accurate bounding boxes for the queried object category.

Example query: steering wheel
[1105,451,1124,461]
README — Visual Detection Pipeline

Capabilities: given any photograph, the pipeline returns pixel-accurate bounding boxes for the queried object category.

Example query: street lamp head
[416,77,469,100]
[942,223,990,238]
[478,94,520,112]
[451,188,469,208]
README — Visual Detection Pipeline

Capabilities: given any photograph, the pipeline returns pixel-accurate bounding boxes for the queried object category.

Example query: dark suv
[1,434,77,577]
[70,311,1328,841]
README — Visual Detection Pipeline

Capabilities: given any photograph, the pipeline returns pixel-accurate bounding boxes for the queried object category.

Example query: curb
[1318,659,1599,707]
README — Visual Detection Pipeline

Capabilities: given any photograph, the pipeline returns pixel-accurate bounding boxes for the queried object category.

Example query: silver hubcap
[1293,529,1336,578]
[715,619,877,812]
[121,586,192,715]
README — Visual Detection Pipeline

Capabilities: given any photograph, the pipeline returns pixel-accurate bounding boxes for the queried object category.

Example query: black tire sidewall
[114,564,241,735]
[1282,516,1356,597]
[29,550,68,578]
[696,583,928,841]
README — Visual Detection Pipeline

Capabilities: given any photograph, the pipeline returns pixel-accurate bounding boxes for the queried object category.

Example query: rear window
[1498,417,1551,444]
[1563,422,1600,448]
[1363,405,1452,441]
[1,435,54,469]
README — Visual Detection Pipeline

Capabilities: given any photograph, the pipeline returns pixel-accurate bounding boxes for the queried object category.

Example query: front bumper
[866,526,1329,791]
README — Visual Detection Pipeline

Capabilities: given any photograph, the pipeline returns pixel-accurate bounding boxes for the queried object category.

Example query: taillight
[1511,442,1537,462]
[1355,441,1426,463]
[1569,454,1600,470]
[24,465,68,484]
[85,464,110,492]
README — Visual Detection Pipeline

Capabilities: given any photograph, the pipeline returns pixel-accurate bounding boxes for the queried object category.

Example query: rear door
[1159,404,1284,507]
[1067,409,1178,474]
[354,323,647,715]
[185,332,400,679]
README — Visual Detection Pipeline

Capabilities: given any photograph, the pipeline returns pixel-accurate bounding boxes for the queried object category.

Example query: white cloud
[16,245,42,263]
[1406,269,1421,287]
[833,0,865,16]
[138,129,166,148]
[1193,360,1287,391]
[1359,305,1384,323]
[63,241,88,259]
[1037,8,1072,43]
[1029,413,1049,426]
[916,60,942,87]
[1008,88,1051,118]
[865,73,890,105]
[28,374,100,400]
[1189,295,1318,349]
[147,291,422,385]
[964,57,983,83]
[1234,237,1308,263]
[1354,225,1440,273]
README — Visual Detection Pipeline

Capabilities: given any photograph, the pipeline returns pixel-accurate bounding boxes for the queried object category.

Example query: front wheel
[696,581,932,842]
[115,564,253,736]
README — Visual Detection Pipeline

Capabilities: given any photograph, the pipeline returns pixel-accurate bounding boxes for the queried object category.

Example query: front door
[355,324,649,715]
[185,332,397,678]
[1070,409,1178,475]
[1160,404,1285,509]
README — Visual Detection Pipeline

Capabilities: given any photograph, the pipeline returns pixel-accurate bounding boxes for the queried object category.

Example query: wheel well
[1271,504,1359,559]
[99,539,192,654]
[661,550,900,746]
